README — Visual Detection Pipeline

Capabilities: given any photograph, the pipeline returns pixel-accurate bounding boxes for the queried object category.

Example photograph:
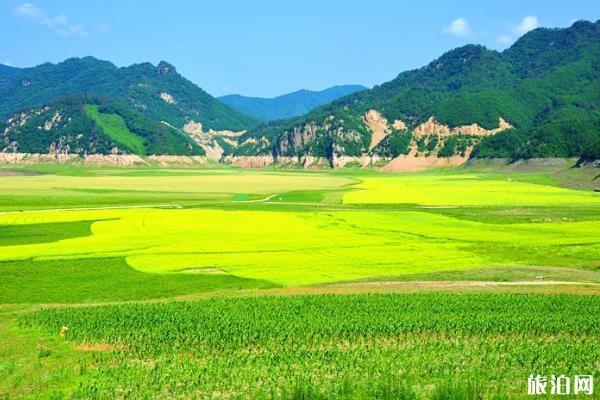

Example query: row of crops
[21,293,600,399]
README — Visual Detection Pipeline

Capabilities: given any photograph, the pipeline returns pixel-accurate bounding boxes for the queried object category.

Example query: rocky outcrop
[160,92,177,105]
[392,119,407,131]
[0,152,209,166]
[222,155,275,168]
[199,141,224,162]
[43,112,62,131]
[83,154,147,166]
[183,121,203,135]
[413,117,451,137]
[332,155,390,168]
[209,129,245,138]
[275,122,320,156]
[224,154,391,169]
[183,120,223,161]
[0,152,79,164]
[0,152,147,166]
[146,155,208,166]
[183,120,245,162]
[413,116,513,137]
[381,153,470,172]
[231,111,513,169]
[364,110,390,151]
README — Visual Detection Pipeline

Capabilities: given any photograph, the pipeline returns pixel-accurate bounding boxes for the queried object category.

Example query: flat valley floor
[1,163,599,399]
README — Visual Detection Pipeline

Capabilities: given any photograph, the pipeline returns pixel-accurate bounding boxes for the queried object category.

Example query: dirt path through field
[339,280,600,287]
[0,203,187,214]
[232,193,278,203]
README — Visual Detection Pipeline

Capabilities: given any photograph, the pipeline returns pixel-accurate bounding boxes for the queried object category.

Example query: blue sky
[1,0,599,97]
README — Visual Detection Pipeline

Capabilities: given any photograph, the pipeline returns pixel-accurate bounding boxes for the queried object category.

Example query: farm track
[0,203,187,214]
[338,280,600,287]
[232,193,279,203]
[3,279,598,314]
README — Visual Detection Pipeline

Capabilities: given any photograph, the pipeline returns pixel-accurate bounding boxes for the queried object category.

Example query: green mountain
[0,64,20,81]
[0,57,258,132]
[235,20,600,163]
[0,95,204,156]
[219,85,367,122]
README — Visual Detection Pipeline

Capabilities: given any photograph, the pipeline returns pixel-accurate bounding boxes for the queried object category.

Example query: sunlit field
[344,173,600,206]
[1,165,599,399]
[19,294,600,399]
[0,167,354,211]
[1,207,599,286]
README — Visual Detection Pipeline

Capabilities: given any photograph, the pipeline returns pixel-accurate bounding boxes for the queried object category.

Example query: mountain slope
[0,95,204,156]
[219,85,366,122]
[234,20,600,165]
[0,57,259,132]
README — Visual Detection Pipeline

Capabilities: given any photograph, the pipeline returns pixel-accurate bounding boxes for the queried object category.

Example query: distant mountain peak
[0,56,258,132]
[156,61,176,75]
[219,84,367,122]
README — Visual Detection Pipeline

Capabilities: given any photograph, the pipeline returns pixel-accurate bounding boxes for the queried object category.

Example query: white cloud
[496,35,513,47]
[15,3,43,18]
[496,16,540,49]
[14,3,89,37]
[1,61,13,66]
[443,18,471,38]
[514,16,539,35]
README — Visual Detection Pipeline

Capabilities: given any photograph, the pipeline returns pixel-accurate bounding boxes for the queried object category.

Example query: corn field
[20,293,600,399]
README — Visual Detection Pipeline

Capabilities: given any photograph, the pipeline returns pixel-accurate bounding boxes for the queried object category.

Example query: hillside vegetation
[1,22,599,163]
[236,20,600,162]
[0,95,204,155]
[0,57,258,131]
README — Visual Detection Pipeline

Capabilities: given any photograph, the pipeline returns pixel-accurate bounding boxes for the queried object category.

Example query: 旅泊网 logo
[528,374,593,396]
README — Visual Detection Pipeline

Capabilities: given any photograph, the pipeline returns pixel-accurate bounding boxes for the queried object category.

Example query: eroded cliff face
[275,122,320,156]
[229,109,513,170]
[380,151,473,172]
[232,112,371,168]
[364,110,390,151]
[183,120,245,162]
[0,152,209,166]
[412,116,513,137]
[3,104,514,171]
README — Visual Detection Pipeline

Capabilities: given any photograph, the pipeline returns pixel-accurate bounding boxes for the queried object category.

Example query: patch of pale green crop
[0,172,351,196]
[0,169,354,211]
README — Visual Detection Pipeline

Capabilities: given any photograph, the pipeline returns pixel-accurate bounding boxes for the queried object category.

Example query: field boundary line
[0,203,185,214]
[337,280,600,287]
[232,193,278,203]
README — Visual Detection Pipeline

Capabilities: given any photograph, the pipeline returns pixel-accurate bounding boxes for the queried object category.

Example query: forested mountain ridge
[219,85,367,122]
[0,95,204,156]
[232,20,600,165]
[2,20,599,165]
[0,57,259,132]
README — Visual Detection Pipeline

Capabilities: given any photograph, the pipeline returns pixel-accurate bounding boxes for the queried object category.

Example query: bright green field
[0,167,598,286]
[344,173,600,206]
[85,105,147,155]
[1,165,599,399]
[18,294,600,399]
[0,207,599,286]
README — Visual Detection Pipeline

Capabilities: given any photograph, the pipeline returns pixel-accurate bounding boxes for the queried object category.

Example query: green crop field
[85,105,148,156]
[1,164,599,399]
